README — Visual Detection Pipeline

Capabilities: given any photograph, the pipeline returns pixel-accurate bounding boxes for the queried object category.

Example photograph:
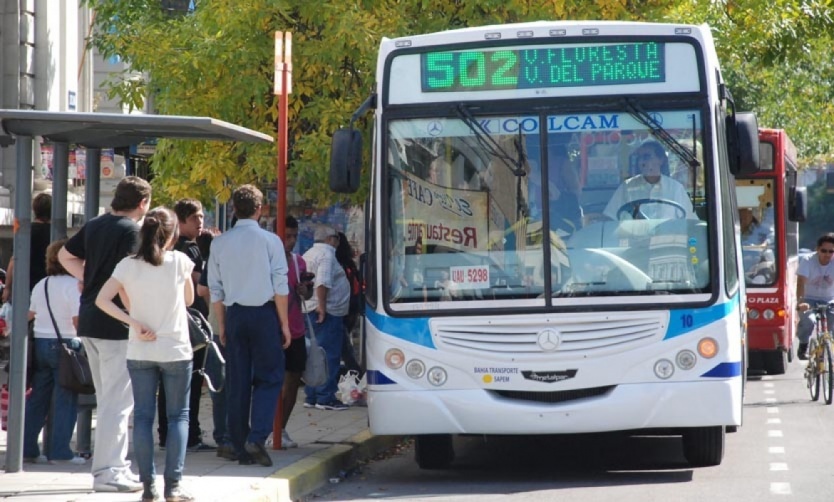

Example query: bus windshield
[385,107,709,307]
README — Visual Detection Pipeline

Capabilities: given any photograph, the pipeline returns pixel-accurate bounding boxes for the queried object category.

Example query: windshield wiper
[623,98,701,169]
[454,104,526,177]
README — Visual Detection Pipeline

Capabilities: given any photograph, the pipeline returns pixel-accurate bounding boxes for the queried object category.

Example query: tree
[84,0,834,205]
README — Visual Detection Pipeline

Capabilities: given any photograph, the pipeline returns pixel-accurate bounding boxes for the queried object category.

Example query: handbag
[187,307,211,351]
[294,254,328,387]
[45,278,95,395]
[187,308,226,392]
[302,315,328,387]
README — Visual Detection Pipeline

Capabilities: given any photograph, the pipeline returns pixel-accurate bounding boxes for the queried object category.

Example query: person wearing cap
[301,225,351,411]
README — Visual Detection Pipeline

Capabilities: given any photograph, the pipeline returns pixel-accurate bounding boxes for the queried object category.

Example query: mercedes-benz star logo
[427,121,443,136]
[537,328,562,352]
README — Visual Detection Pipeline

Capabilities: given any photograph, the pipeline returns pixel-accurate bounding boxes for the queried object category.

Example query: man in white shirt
[207,185,291,467]
[603,141,695,221]
[796,233,834,359]
[302,225,351,411]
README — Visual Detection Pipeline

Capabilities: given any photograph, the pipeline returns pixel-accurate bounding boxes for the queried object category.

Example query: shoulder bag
[45,278,96,395]
[295,254,328,387]
[187,307,210,351]
[188,307,225,392]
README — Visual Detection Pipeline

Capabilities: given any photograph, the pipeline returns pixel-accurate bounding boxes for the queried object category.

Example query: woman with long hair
[335,232,362,374]
[96,207,196,502]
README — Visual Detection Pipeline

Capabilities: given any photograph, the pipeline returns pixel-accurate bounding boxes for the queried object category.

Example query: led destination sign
[421,42,665,92]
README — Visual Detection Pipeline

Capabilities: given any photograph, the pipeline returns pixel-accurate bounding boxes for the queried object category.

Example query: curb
[269,431,403,502]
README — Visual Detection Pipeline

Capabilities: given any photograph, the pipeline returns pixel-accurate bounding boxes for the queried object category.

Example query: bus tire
[765,350,787,375]
[415,434,455,470]
[682,426,724,467]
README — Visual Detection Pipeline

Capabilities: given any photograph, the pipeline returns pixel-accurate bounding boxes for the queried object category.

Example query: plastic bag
[337,370,366,406]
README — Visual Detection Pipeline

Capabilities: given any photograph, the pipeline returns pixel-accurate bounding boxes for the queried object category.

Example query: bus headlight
[748,309,760,320]
[385,348,405,369]
[427,366,447,386]
[698,337,718,359]
[676,349,697,370]
[405,359,426,379]
[763,309,775,320]
[654,359,675,379]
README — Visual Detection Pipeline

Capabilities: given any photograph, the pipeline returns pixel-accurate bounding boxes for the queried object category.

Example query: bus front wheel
[681,426,725,467]
[415,434,455,470]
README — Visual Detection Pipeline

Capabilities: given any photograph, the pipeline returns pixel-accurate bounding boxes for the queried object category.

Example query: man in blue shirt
[207,185,291,467]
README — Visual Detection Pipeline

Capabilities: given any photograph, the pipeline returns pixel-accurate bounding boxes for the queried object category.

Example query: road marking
[770,462,789,471]
[768,430,783,437]
[767,407,779,414]
[767,418,781,424]
[762,375,773,380]
[770,482,791,495]
[764,389,775,394]
[769,446,785,454]
[765,397,777,403]
[764,382,775,388]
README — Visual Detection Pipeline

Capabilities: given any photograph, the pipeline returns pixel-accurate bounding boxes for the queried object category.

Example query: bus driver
[603,140,695,220]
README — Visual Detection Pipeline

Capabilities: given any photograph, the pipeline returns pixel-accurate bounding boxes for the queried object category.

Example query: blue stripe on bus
[366,309,436,349]
[367,369,396,385]
[664,295,740,340]
[700,361,742,378]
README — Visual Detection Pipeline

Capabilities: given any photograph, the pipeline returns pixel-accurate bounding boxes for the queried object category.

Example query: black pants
[157,346,206,446]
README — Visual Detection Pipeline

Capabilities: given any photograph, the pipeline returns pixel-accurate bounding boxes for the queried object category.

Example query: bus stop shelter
[0,110,273,472]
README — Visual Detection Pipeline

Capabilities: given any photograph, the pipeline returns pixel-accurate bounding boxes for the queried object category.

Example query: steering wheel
[616,198,686,220]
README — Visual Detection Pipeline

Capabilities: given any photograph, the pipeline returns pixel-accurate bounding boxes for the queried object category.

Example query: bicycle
[804,303,834,404]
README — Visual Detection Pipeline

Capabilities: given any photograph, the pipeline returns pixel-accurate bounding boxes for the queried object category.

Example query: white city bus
[331,21,759,469]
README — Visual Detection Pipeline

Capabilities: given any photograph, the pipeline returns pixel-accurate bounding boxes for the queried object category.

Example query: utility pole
[274,31,292,237]
[273,31,292,450]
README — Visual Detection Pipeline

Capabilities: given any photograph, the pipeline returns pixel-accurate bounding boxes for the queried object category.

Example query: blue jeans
[304,313,345,404]
[23,338,81,460]
[206,334,230,445]
[226,303,284,453]
[127,359,192,484]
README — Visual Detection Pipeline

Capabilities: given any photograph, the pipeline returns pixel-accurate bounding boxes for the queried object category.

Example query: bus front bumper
[367,380,741,435]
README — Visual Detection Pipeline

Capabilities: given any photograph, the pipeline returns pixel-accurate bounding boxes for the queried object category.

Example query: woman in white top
[23,238,85,465]
[96,207,195,502]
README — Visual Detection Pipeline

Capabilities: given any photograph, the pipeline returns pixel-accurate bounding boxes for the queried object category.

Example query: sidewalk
[0,388,398,501]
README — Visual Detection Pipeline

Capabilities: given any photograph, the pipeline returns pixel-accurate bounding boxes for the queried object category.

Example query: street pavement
[0,387,397,501]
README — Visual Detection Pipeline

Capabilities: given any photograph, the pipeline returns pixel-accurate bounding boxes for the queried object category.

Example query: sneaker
[281,430,298,449]
[187,441,216,452]
[798,343,809,360]
[303,400,316,408]
[93,473,143,493]
[164,484,196,502]
[315,400,349,411]
[49,456,86,465]
[244,441,273,467]
[23,455,48,464]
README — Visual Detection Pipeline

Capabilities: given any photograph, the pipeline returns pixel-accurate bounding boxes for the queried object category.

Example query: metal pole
[85,148,101,221]
[76,147,101,456]
[6,136,33,473]
[274,31,291,238]
[51,142,69,240]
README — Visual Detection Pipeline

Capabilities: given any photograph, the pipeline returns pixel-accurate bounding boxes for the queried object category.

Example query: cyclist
[796,233,834,360]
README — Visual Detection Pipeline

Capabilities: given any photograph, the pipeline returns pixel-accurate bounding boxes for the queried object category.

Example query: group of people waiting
[10,179,360,501]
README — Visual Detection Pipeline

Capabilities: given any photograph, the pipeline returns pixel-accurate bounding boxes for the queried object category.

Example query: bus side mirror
[330,128,362,193]
[729,112,759,176]
[790,186,807,222]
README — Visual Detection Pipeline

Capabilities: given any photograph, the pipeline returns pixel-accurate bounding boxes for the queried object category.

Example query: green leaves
[85,0,834,205]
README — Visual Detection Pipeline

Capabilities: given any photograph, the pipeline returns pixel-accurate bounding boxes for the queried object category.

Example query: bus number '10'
[426,51,517,89]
